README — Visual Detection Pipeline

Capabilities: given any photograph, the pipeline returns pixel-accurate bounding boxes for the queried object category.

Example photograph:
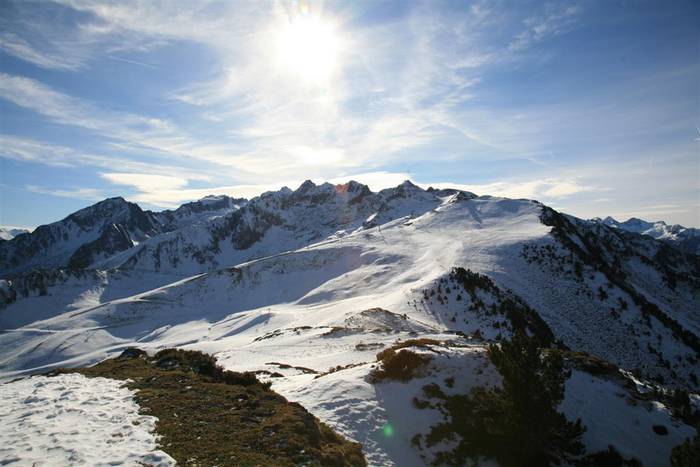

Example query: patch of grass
[56,348,365,467]
[370,349,431,383]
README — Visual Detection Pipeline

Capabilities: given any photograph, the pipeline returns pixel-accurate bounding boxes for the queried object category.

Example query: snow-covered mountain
[0,197,162,276]
[593,215,700,255]
[0,227,30,241]
[0,194,245,277]
[94,180,461,275]
[1,181,698,465]
[153,194,246,230]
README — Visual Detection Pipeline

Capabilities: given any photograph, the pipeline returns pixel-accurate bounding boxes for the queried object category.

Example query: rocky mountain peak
[295,180,317,194]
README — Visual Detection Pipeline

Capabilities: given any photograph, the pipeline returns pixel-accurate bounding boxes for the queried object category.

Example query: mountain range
[592,216,700,255]
[0,180,698,465]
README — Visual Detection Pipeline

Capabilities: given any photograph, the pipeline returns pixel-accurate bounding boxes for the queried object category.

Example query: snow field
[561,370,695,466]
[0,373,174,466]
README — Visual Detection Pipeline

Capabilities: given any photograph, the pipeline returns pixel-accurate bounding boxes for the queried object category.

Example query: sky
[0,0,698,229]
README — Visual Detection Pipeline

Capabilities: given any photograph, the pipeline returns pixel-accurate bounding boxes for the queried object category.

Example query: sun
[275,10,341,86]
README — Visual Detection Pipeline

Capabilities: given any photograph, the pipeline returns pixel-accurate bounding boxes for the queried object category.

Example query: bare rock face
[68,223,134,269]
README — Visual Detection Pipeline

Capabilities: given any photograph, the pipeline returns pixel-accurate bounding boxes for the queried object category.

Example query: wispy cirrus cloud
[92,171,415,209]
[0,32,84,71]
[0,73,173,137]
[99,173,188,193]
[0,0,588,184]
[425,178,599,201]
[2,0,698,227]
[25,185,105,201]
[508,4,582,52]
[0,0,170,71]
[0,135,208,178]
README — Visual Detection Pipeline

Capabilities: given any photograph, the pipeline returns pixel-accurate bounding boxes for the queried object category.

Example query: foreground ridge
[57,348,366,467]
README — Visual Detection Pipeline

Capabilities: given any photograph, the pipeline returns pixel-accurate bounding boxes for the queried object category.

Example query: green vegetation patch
[413,332,585,466]
[56,348,366,467]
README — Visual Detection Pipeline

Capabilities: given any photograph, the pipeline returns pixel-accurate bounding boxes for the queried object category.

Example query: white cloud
[25,185,105,201]
[127,183,290,209]
[95,170,414,209]
[424,178,597,200]
[99,173,188,192]
[0,32,83,70]
[0,1,595,188]
[0,135,209,178]
[0,73,173,138]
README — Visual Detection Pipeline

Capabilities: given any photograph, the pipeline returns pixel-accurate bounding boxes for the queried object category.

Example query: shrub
[368,339,440,383]
[154,348,219,375]
[670,424,700,467]
[415,332,585,466]
[152,348,264,387]
[370,348,432,383]
[580,445,642,466]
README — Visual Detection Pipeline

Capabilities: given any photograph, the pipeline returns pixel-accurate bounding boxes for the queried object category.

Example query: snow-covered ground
[0,184,697,465]
[0,373,174,466]
[561,370,695,466]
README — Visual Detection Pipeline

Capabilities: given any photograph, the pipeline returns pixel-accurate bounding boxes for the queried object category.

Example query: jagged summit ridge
[0,193,248,276]
[593,215,700,255]
[100,180,482,274]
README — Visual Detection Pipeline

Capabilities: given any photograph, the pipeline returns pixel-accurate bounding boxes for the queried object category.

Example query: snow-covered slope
[594,215,700,255]
[0,373,174,466]
[0,227,30,241]
[1,181,697,465]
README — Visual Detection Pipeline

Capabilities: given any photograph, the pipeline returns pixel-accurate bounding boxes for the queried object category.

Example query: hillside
[0,181,698,466]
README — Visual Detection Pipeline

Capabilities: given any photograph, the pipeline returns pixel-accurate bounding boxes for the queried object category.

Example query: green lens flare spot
[382,423,394,438]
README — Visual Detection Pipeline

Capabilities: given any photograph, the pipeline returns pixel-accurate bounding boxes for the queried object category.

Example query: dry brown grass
[55,348,366,467]
[368,339,442,383]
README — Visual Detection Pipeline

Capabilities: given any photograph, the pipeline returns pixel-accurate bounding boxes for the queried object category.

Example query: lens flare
[382,423,394,438]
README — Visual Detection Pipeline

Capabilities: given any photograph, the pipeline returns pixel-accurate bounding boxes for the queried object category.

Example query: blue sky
[0,0,698,228]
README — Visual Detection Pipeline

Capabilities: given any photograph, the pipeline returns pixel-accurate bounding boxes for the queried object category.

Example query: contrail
[108,56,162,70]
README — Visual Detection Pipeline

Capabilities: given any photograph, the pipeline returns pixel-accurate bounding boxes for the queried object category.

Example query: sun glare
[275,10,340,86]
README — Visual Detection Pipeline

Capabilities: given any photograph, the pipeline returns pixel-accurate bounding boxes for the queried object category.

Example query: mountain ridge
[0,180,698,465]
[592,215,700,255]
